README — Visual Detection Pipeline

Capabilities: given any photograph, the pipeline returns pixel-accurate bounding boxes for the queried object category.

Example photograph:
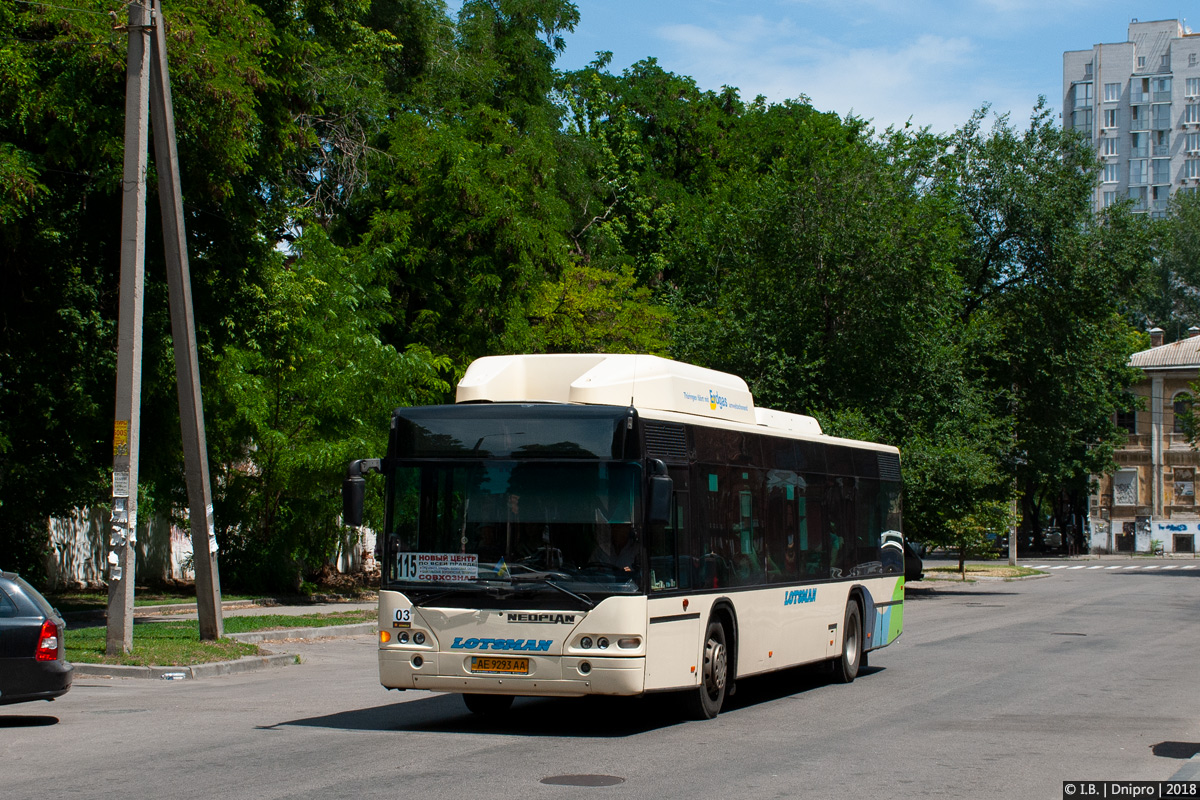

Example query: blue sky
[549,1,1193,134]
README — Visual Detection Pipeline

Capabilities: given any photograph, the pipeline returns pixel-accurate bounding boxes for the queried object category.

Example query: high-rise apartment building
[1064,19,1200,217]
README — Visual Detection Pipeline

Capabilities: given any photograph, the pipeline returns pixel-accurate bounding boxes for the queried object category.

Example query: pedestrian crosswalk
[1029,564,1197,570]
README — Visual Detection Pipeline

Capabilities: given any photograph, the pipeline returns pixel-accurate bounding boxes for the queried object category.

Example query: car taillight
[36,619,60,662]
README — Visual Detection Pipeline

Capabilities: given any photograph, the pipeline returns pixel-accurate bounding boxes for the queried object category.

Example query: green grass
[925,565,1045,580]
[65,609,377,666]
[221,610,376,634]
[66,622,262,666]
[46,589,260,614]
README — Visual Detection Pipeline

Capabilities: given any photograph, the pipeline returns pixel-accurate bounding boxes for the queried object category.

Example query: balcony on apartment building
[1117,432,1196,451]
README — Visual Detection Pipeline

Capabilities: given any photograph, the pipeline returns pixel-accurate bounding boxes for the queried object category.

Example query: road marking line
[1086,566,1104,569]
[1144,565,1161,570]
[1122,565,1141,569]
[1182,565,1197,570]
[1068,566,1086,570]
[1161,565,1179,570]
[1105,566,1123,569]
[1031,565,1050,569]
[1050,565,1069,570]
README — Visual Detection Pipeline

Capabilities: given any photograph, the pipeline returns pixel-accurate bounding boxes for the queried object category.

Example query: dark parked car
[0,571,72,706]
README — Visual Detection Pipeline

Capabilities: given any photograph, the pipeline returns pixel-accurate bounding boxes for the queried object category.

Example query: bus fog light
[618,637,640,649]
[597,637,609,650]
[580,636,593,649]
[413,632,426,645]
[412,655,423,668]
[579,661,591,675]
[398,632,409,644]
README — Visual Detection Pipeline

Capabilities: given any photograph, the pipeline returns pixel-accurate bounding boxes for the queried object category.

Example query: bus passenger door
[645,480,701,691]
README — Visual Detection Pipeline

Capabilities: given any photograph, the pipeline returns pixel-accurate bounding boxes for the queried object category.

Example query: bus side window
[799,474,830,579]
[855,478,882,575]
[766,473,797,583]
[648,490,688,591]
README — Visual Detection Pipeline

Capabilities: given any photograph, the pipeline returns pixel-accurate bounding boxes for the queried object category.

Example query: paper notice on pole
[113,469,130,498]
[206,504,219,554]
[113,420,130,456]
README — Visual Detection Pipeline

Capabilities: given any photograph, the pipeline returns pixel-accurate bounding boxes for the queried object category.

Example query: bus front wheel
[684,619,728,720]
[462,693,514,715]
[832,600,862,684]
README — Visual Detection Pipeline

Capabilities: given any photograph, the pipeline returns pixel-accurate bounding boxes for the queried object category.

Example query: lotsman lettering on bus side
[784,588,817,606]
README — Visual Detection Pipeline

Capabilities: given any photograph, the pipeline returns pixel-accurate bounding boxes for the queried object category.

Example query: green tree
[933,103,1152,547]
[211,223,449,589]
[0,0,273,579]
[1142,190,1200,340]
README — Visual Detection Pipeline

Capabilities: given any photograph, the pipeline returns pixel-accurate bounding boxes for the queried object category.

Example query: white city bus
[343,354,905,719]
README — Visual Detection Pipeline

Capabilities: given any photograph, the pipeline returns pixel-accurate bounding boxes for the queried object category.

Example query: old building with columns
[1093,327,1200,554]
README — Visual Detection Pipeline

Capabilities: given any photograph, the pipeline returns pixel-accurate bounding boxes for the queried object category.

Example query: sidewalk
[71,597,379,681]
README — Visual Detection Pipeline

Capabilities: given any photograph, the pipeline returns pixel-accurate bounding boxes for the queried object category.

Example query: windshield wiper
[407,577,522,606]
[508,574,595,609]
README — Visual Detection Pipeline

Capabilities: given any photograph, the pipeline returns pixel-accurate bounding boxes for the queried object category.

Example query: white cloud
[654,15,1037,133]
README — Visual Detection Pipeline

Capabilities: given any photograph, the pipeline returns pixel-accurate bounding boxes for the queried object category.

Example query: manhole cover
[540,775,625,787]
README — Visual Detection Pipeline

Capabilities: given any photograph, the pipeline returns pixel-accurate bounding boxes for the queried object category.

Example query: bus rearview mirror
[343,476,365,527]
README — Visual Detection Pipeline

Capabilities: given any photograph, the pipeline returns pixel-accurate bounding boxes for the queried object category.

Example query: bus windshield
[384,461,644,604]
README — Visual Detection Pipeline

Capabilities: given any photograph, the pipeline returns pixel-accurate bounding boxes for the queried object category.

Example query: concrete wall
[45,509,377,588]
[45,508,194,589]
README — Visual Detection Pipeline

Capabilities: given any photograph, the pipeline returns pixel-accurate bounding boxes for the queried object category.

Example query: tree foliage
[0,0,1158,585]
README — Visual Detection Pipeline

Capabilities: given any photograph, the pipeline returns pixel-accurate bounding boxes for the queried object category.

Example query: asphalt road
[4,564,1200,800]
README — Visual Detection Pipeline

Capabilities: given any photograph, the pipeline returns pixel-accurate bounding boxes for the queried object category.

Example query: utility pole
[1008,493,1018,567]
[148,0,223,639]
[107,0,223,652]
[107,0,152,656]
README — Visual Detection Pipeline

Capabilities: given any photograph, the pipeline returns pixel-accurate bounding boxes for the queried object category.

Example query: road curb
[914,572,1051,584]
[134,599,266,616]
[223,622,377,643]
[72,652,296,681]
[69,623,376,680]
[1171,754,1200,780]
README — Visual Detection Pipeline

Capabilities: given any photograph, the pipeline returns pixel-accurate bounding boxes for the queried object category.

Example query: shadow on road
[0,714,59,727]
[905,585,1020,601]
[1153,741,1200,759]
[263,662,876,736]
[262,692,679,737]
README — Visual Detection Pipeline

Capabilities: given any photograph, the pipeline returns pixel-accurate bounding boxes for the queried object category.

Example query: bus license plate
[470,656,529,675]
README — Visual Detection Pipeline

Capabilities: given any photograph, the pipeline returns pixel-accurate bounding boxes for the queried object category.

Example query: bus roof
[456,354,823,436]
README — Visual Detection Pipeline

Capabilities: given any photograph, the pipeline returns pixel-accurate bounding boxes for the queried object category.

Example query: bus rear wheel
[832,600,862,684]
[462,693,514,716]
[683,619,728,720]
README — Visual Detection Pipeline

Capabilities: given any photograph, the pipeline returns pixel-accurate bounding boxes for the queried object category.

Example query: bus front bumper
[379,650,645,697]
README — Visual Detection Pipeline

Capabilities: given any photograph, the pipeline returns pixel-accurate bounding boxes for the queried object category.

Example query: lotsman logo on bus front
[784,588,817,606]
[451,637,553,652]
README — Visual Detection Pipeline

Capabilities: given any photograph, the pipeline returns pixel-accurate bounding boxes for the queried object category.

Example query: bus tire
[462,693,514,715]
[683,619,728,720]
[833,600,862,684]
